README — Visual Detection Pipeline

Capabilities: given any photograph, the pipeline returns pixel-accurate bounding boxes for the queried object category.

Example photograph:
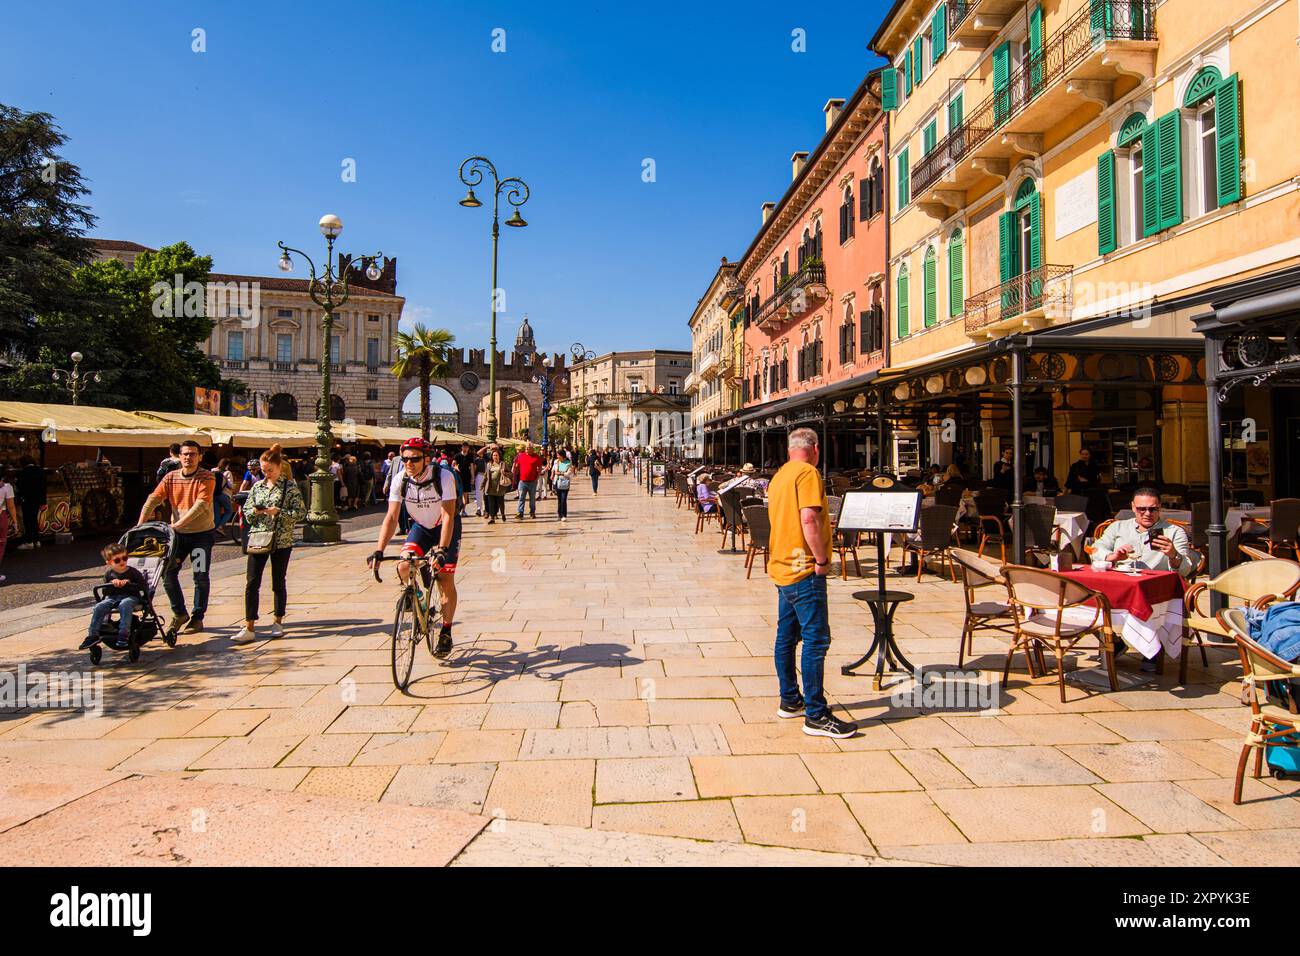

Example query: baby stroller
[87,521,176,664]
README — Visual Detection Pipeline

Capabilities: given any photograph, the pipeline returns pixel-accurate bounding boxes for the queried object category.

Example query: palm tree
[554,403,582,447]
[391,324,456,441]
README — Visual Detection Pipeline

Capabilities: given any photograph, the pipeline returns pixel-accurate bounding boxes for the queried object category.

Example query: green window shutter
[1216,73,1242,206]
[924,252,937,327]
[898,147,910,208]
[1156,109,1183,231]
[898,270,910,337]
[1097,150,1117,255]
[1089,0,1112,37]
[949,233,964,314]
[881,68,898,111]
[913,38,924,86]
[933,5,947,64]
[905,48,913,95]
[924,120,937,155]
[1027,193,1042,301]
[993,43,1011,126]
[1141,123,1161,237]
[948,93,963,130]
[998,211,1017,282]
[1029,6,1043,96]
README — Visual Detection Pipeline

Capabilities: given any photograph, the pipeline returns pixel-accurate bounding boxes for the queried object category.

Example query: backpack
[397,462,457,501]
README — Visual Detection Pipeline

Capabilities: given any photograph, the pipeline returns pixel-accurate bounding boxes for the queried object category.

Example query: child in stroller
[80,522,177,664]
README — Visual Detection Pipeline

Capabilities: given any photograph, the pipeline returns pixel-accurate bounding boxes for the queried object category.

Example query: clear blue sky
[4,0,889,365]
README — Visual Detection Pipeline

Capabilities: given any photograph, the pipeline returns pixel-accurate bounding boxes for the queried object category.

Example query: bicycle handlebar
[369,552,443,584]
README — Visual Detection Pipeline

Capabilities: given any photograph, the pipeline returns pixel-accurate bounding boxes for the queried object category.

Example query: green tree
[0,104,96,376]
[391,324,455,441]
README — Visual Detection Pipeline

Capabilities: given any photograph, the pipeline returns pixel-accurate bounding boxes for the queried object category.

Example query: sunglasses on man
[1133,505,1161,513]
[401,455,424,464]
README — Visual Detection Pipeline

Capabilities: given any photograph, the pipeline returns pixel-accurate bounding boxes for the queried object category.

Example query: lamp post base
[302,469,341,544]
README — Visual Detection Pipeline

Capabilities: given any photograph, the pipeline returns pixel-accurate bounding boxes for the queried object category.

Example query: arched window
[840,301,856,364]
[947,228,964,316]
[799,228,811,266]
[1183,66,1224,108]
[999,178,1040,287]
[269,393,298,421]
[839,184,855,244]
[813,218,823,260]
[923,247,938,327]
[1117,112,1147,147]
[869,156,884,217]
[897,264,910,338]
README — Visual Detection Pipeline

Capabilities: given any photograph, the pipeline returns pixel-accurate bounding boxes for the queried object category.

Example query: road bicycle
[371,552,444,692]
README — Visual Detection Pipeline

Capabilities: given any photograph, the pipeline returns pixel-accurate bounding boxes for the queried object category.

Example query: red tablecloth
[1060,568,1185,622]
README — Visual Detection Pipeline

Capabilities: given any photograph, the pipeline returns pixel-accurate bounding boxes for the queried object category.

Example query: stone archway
[399,347,569,436]
[401,383,463,432]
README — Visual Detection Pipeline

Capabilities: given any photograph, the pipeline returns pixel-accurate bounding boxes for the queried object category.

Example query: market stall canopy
[0,401,206,448]
[133,411,322,448]
[349,424,483,447]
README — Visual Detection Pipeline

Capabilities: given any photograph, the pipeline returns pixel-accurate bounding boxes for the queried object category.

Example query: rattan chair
[1002,565,1118,702]
[693,484,720,534]
[974,489,1008,561]
[902,504,959,581]
[1021,502,1064,565]
[742,504,770,579]
[951,548,1017,670]
[1180,558,1300,683]
[934,485,964,508]
[1082,517,1116,559]
[827,494,862,580]
[1218,608,1300,804]
[1266,497,1300,560]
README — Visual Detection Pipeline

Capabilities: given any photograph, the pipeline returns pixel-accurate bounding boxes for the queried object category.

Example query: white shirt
[0,482,12,509]
[389,464,458,529]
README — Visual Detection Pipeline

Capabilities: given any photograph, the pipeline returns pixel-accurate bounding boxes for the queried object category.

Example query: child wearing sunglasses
[80,544,148,650]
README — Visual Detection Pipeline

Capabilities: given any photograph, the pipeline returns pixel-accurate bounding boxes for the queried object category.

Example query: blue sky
[5,0,889,400]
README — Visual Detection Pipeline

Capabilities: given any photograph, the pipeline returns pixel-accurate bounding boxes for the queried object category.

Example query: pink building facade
[715,70,889,468]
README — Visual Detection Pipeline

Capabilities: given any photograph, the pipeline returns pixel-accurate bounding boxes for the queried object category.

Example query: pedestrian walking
[156,443,182,482]
[14,457,44,551]
[550,450,574,522]
[342,454,361,511]
[483,447,511,523]
[514,442,544,519]
[359,452,375,507]
[234,444,306,643]
[587,448,603,495]
[136,439,216,637]
[0,468,16,583]
[473,446,487,516]
[766,427,856,739]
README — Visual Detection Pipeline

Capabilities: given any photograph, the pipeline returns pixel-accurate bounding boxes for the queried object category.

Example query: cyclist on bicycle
[367,437,461,658]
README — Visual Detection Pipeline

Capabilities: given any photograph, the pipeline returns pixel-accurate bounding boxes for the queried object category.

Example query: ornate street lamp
[458,156,530,443]
[276,214,382,544]
[531,370,568,448]
[51,351,101,405]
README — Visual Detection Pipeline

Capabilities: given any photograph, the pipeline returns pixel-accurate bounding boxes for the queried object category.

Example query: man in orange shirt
[766,428,856,739]
[137,439,216,635]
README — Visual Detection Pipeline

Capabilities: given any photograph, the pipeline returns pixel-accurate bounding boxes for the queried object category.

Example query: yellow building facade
[873,0,1300,489]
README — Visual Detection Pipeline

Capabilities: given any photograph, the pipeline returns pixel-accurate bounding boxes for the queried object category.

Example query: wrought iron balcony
[948,0,1023,47]
[699,349,722,379]
[964,264,1073,335]
[753,262,828,329]
[912,0,1156,215]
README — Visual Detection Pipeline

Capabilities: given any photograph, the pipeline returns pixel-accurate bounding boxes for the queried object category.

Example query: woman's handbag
[244,480,288,555]
[554,466,571,492]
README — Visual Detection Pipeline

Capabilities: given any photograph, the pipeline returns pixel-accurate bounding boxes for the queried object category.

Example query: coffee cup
[1091,559,1112,571]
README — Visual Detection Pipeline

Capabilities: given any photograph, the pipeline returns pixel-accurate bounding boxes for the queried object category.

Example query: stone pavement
[0,470,1296,866]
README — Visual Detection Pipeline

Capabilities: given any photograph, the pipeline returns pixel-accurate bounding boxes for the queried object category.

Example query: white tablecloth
[1056,598,1184,660]
[1055,511,1089,554]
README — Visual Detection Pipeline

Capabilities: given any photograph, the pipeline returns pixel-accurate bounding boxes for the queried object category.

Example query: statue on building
[514,314,537,361]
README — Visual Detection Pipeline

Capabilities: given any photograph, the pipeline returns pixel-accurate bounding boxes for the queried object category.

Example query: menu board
[836,489,922,533]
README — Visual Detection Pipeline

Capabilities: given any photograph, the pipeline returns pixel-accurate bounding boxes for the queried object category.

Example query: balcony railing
[913,0,1155,195]
[699,349,721,378]
[222,359,248,370]
[964,264,1073,334]
[948,0,975,33]
[581,391,690,407]
[753,262,828,327]
[272,360,294,372]
[329,362,347,374]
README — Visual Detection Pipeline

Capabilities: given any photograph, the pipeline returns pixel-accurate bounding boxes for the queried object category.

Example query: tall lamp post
[51,351,101,405]
[532,370,568,448]
[276,214,382,544]
[457,156,530,444]
[569,343,596,450]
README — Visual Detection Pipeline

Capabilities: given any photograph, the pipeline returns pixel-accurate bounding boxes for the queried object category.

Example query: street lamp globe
[459,189,482,208]
[318,214,343,238]
[278,253,293,273]
[70,351,83,364]
[505,209,527,228]
[365,261,381,281]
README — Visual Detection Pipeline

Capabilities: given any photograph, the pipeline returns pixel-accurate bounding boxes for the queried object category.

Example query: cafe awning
[0,401,206,448]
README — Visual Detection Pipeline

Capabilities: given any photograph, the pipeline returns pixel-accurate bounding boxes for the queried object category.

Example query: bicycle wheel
[423,569,444,656]
[391,589,418,691]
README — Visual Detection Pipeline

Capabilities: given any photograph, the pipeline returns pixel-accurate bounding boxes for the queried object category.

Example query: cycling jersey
[389,463,458,529]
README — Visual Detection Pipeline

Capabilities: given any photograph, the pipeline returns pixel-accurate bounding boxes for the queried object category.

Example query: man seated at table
[1095,487,1197,578]
[719,462,766,497]
[1031,466,1061,497]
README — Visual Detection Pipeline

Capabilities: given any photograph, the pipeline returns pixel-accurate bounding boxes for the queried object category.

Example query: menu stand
[835,480,922,690]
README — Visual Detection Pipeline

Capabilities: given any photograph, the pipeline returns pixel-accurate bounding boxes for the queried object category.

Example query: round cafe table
[1058,567,1186,660]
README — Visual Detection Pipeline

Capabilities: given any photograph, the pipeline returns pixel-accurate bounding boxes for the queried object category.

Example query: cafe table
[1055,567,1187,660]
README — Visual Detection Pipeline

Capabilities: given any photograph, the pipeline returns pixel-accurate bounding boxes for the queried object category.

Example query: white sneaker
[232,627,257,644]
[270,623,284,638]
[0,574,6,583]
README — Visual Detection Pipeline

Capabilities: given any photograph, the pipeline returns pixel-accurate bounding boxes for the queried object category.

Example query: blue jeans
[90,594,138,639]
[163,529,214,619]
[516,480,537,516]
[774,573,831,719]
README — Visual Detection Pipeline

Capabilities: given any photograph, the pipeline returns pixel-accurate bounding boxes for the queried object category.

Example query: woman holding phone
[234,444,306,643]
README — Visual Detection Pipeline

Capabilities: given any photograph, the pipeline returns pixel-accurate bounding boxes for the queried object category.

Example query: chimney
[791,151,810,180]
[823,97,846,132]
[761,201,776,224]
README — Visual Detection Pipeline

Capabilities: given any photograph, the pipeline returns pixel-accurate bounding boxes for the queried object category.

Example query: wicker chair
[974,490,1008,561]
[717,487,748,550]
[1218,608,1300,804]
[1002,565,1119,702]
[1180,558,1300,683]
[827,495,862,579]
[951,548,1016,670]
[1266,497,1300,560]
[902,504,959,581]
[1021,502,1064,565]
[934,485,964,508]
[1082,517,1116,559]
[693,484,720,534]
[742,504,770,579]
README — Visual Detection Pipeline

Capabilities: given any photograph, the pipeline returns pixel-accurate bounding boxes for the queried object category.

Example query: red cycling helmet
[399,437,432,455]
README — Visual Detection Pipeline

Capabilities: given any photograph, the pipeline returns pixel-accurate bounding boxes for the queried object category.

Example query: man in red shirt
[513,443,544,519]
